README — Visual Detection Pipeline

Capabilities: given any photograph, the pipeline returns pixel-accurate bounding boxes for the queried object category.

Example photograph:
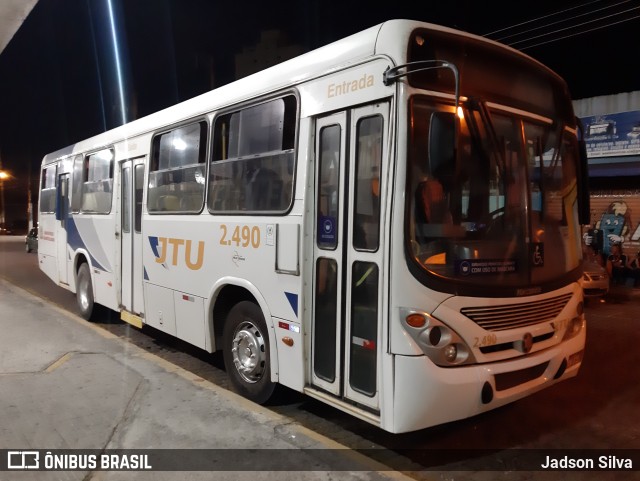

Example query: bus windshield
[407,97,582,292]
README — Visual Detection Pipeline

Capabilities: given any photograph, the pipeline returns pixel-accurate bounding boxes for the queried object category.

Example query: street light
[0,169,10,228]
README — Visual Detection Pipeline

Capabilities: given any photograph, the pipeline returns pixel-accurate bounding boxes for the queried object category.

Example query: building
[573,91,640,260]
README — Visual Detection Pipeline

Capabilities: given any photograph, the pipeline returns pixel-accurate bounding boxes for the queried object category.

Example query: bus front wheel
[222,301,276,404]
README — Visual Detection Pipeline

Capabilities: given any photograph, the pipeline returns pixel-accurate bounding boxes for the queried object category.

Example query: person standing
[626,251,640,287]
[606,244,628,285]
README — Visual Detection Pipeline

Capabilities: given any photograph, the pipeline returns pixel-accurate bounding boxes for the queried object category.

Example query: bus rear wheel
[222,301,276,404]
[76,263,96,321]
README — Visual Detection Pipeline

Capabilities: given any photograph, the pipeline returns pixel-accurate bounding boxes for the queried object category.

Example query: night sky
[0,0,638,230]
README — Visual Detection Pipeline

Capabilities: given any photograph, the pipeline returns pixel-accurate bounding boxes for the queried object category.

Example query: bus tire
[76,263,96,321]
[223,301,276,404]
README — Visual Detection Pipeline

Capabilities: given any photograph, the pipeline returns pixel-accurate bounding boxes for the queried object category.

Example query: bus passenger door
[311,102,389,411]
[311,112,347,397]
[56,173,70,285]
[120,158,145,315]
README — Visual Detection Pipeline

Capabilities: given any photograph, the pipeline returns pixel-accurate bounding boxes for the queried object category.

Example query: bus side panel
[142,216,303,321]
[141,214,305,389]
[67,214,119,311]
[145,283,177,336]
[37,213,60,285]
[174,290,205,349]
[274,318,303,391]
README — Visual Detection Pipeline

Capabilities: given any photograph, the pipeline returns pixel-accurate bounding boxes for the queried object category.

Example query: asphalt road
[1,235,639,478]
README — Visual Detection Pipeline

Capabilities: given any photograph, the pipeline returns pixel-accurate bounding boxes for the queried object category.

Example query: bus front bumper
[388,329,585,434]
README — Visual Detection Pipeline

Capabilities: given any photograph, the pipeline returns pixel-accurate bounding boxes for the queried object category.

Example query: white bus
[38,19,590,433]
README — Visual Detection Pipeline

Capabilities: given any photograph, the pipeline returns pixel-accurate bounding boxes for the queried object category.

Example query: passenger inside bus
[246,164,280,211]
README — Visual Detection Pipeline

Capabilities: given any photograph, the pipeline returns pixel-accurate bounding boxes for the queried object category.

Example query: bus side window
[148,122,207,214]
[71,155,83,213]
[209,95,297,214]
[353,115,382,251]
[317,124,341,250]
[40,165,57,213]
[81,149,114,214]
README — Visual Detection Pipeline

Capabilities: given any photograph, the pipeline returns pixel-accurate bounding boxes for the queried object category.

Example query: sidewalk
[0,279,411,480]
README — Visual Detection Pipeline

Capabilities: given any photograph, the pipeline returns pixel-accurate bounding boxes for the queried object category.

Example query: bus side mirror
[577,138,590,225]
[428,111,456,189]
[575,117,590,225]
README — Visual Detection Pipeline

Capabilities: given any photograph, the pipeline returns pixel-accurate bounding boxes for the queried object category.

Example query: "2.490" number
[219,224,261,248]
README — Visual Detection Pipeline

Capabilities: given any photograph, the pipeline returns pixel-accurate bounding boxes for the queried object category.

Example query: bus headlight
[444,344,457,363]
[401,308,476,366]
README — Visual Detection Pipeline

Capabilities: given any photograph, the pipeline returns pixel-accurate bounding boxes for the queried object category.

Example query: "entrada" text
[327,74,374,98]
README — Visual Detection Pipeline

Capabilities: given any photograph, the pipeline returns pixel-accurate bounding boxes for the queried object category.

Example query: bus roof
[42,19,560,164]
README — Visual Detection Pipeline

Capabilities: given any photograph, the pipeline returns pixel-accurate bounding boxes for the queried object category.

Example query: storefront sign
[581,110,640,157]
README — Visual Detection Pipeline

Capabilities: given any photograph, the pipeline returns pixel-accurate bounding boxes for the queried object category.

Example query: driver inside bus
[413,168,453,265]
[416,174,452,225]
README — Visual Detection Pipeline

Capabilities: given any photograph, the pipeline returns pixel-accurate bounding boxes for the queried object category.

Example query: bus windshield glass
[407,97,582,291]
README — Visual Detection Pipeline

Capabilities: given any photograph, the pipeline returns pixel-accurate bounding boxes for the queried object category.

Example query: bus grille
[460,293,573,331]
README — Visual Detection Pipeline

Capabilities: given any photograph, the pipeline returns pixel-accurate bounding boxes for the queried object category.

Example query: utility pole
[27,162,33,230]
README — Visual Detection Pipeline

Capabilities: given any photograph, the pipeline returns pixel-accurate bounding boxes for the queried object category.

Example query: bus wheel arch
[211,282,279,404]
[72,252,90,291]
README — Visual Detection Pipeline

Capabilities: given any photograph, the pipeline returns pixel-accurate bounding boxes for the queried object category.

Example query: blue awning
[587,156,640,177]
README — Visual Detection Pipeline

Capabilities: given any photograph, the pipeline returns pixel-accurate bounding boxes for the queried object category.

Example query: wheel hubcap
[79,279,89,311]
[231,321,266,383]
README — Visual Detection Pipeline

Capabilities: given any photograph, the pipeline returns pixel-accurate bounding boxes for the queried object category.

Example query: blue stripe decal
[147,236,168,269]
[66,216,108,272]
[148,236,160,258]
[284,292,298,318]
